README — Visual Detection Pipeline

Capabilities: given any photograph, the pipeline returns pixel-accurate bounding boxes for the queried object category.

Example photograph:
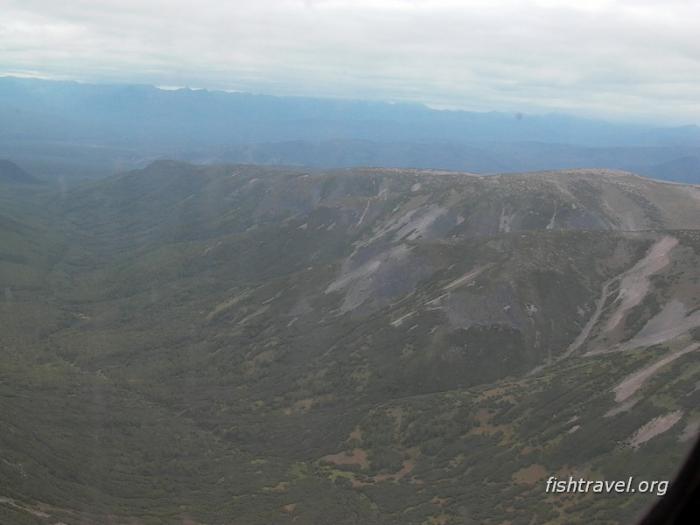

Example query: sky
[1,0,699,124]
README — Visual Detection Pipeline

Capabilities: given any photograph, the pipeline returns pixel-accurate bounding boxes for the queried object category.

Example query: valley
[1,162,699,524]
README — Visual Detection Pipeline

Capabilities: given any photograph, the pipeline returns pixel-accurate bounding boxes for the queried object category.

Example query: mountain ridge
[3,76,700,184]
[0,159,38,184]
[1,162,698,524]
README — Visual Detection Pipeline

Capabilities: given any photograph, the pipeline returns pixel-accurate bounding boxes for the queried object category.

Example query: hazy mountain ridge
[0,77,659,146]
[1,162,699,524]
[2,77,700,184]
[0,159,38,185]
[194,141,700,183]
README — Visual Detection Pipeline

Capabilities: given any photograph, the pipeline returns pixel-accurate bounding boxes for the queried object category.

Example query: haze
[2,0,699,124]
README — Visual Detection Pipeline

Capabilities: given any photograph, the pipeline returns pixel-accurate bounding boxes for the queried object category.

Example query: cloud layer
[1,0,699,123]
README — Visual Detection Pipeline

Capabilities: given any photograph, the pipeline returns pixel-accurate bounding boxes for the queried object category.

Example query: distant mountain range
[1,76,699,183]
[191,140,700,184]
[0,159,37,184]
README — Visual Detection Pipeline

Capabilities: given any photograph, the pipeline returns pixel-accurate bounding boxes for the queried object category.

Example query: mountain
[2,76,700,184]
[0,159,38,184]
[640,156,700,184]
[0,77,653,147]
[1,162,699,524]
[193,140,700,183]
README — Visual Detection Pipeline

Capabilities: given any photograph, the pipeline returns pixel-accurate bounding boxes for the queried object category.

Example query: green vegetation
[0,163,698,524]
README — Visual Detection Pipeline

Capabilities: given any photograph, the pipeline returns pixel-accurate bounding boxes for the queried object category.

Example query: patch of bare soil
[512,464,548,485]
[373,447,419,482]
[628,411,683,448]
[613,343,699,403]
[468,408,514,443]
[616,302,700,352]
[348,426,363,442]
[442,264,490,292]
[431,496,449,507]
[578,235,680,355]
[604,235,678,334]
[680,420,700,443]
[321,448,370,469]
[343,447,421,488]
[428,514,450,525]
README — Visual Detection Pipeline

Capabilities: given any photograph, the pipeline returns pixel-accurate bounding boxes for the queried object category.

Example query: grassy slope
[0,165,698,524]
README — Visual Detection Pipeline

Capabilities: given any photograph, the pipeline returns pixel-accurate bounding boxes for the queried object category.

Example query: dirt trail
[563,277,616,358]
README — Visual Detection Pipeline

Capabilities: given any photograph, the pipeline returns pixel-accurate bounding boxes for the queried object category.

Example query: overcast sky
[1,0,699,124]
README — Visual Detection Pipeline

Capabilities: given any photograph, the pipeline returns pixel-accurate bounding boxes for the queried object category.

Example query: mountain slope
[0,159,37,184]
[0,163,699,524]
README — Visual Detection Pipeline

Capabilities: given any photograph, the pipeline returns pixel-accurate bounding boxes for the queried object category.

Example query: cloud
[1,0,698,123]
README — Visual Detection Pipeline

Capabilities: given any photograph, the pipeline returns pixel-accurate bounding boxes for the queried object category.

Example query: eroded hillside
[1,163,699,524]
